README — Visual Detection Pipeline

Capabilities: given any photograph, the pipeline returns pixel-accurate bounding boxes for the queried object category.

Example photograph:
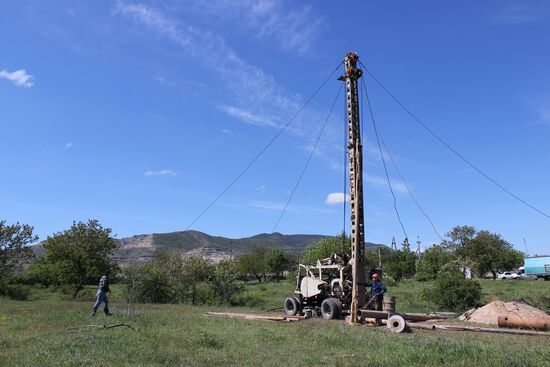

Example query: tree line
[0,219,296,305]
[1,218,524,310]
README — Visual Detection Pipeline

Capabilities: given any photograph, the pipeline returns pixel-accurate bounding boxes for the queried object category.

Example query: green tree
[443,225,476,255]
[182,255,211,305]
[266,247,292,281]
[0,221,37,284]
[416,245,455,281]
[129,261,176,303]
[19,258,60,287]
[462,230,523,279]
[384,249,417,281]
[42,220,119,297]
[211,260,241,303]
[303,234,350,264]
[238,245,268,282]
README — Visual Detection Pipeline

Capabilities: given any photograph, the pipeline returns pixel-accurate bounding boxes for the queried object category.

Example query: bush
[194,282,216,305]
[1,284,31,300]
[211,260,241,303]
[130,263,177,303]
[423,271,482,312]
[17,261,60,287]
[415,245,454,281]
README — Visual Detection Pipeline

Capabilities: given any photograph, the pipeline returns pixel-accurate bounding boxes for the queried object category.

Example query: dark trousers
[375,294,384,311]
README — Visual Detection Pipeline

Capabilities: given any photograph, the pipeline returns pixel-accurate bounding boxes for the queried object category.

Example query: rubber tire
[292,296,302,313]
[320,298,342,320]
[284,296,300,316]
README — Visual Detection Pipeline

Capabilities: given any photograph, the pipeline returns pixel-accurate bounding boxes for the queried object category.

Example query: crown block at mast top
[344,51,363,80]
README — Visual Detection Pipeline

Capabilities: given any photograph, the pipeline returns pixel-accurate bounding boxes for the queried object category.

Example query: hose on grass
[67,323,137,333]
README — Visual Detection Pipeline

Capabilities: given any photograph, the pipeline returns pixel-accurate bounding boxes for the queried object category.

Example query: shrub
[17,260,61,287]
[194,282,216,305]
[1,284,31,300]
[303,235,350,264]
[211,260,241,303]
[422,271,482,312]
[415,245,454,281]
[131,263,177,303]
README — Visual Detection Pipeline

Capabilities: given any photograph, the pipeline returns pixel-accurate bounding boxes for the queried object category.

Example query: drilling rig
[343,51,367,323]
[283,52,369,323]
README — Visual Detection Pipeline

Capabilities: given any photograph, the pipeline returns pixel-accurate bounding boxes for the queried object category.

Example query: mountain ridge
[34,230,388,265]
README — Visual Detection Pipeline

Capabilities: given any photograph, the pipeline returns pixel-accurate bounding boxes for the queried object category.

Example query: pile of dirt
[459,301,550,326]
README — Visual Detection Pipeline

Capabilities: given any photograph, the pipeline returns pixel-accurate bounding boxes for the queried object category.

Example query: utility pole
[391,237,397,252]
[416,236,421,258]
[341,51,366,323]
[402,237,410,252]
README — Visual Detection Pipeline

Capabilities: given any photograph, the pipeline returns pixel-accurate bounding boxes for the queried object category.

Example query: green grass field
[1,280,549,367]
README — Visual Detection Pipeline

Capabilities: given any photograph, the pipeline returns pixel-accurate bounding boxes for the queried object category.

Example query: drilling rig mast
[283,52,370,323]
[343,51,367,323]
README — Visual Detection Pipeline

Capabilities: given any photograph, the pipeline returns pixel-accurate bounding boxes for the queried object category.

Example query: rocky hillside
[113,231,329,265]
[34,230,387,265]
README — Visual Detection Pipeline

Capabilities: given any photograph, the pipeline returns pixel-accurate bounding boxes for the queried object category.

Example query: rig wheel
[320,298,342,320]
[283,296,300,316]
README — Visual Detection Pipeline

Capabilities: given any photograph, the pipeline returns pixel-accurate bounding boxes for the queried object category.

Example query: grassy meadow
[1,280,549,367]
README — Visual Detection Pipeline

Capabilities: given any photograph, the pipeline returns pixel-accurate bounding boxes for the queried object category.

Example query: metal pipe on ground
[204,312,302,322]
[408,322,550,337]
[498,315,550,331]
[357,310,455,322]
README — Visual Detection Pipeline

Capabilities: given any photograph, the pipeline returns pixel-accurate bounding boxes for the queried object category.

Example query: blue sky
[1,1,549,255]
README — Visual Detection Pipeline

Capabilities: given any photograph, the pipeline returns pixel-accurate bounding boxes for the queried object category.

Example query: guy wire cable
[185,63,343,231]
[361,79,443,241]
[272,83,344,232]
[361,76,408,240]
[359,60,550,221]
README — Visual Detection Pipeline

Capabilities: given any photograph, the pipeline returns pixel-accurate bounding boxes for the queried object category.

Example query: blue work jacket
[371,280,386,297]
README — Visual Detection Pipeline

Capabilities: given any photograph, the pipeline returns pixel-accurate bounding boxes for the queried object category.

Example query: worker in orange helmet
[370,273,387,311]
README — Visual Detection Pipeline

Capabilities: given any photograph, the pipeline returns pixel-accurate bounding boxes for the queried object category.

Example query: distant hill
[33,230,387,265]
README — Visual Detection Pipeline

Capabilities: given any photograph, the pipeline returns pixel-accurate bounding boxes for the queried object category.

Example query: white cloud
[65,142,74,148]
[526,96,550,126]
[144,170,177,176]
[493,4,543,25]
[115,3,297,126]
[248,200,334,215]
[0,69,34,87]
[115,2,338,168]
[221,129,233,134]
[218,105,279,128]
[325,192,350,205]
[536,102,550,125]
[186,0,325,54]
[365,175,408,194]
[256,184,267,193]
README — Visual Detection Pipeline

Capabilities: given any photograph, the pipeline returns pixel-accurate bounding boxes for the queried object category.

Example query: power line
[272,83,344,232]
[360,61,550,221]
[362,74,443,241]
[361,77,408,240]
[377,130,444,241]
[185,63,343,231]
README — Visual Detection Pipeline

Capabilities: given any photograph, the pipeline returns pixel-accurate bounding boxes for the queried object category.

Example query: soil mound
[459,301,550,326]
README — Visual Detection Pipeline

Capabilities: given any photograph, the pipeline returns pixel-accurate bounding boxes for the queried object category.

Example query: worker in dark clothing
[370,273,387,311]
[91,275,112,316]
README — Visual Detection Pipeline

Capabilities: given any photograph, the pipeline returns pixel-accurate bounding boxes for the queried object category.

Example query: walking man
[91,274,112,316]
